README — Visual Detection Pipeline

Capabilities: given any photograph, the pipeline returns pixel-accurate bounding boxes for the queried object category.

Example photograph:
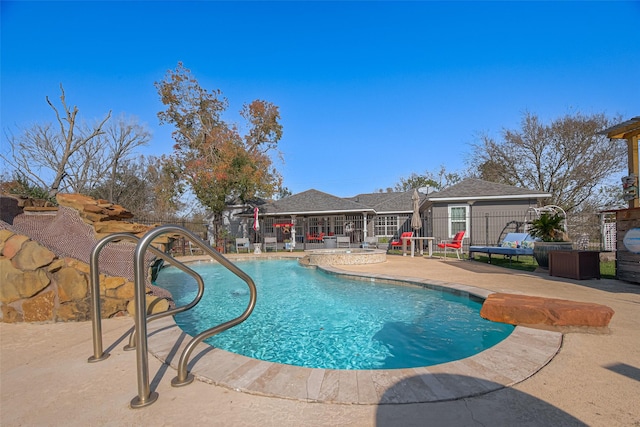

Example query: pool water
[154,259,513,370]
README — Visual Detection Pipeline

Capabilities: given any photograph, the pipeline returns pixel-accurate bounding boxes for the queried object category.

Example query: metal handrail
[88,233,136,363]
[123,255,206,351]
[130,226,257,408]
[88,234,205,362]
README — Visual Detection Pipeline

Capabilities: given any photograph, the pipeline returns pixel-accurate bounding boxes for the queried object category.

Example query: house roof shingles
[428,179,550,202]
[261,189,374,216]
[348,191,427,214]
[256,179,550,217]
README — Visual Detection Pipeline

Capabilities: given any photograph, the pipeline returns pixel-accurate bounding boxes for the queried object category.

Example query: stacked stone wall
[0,194,171,323]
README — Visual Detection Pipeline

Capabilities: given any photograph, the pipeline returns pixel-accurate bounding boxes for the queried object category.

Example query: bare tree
[90,155,183,218]
[64,129,110,194]
[469,111,626,212]
[102,115,151,200]
[2,85,152,203]
[1,84,111,197]
[63,115,151,197]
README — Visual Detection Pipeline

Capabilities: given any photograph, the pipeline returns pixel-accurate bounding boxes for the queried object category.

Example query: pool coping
[147,262,562,405]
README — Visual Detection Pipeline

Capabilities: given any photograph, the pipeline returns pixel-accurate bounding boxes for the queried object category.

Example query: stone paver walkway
[2,254,639,426]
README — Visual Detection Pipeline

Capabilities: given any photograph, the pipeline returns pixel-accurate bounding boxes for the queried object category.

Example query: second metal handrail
[131,226,257,408]
[88,234,206,362]
[88,226,257,409]
[123,254,206,352]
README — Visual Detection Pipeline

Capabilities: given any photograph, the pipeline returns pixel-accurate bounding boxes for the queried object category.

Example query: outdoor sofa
[469,232,537,264]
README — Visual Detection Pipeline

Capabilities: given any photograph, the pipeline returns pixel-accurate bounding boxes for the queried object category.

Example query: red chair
[390,231,414,249]
[437,231,465,260]
[306,232,325,243]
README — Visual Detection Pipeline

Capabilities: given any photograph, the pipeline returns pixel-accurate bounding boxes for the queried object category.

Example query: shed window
[448,205,469,238]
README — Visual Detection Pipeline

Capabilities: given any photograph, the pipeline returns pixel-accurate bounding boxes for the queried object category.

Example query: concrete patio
[1,254,639,426]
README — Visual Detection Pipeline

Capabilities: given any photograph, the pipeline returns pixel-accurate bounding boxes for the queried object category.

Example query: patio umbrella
[253,207,260,232]
[253,207,261,254]
[411,189,422,233]
[290,226,296,251]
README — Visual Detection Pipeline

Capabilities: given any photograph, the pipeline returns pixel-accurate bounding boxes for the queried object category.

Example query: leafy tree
[274,186,293,200]
[393,165,462,192]
[470,111,626,212]
[155,62,283,238]
[145,155,186,217]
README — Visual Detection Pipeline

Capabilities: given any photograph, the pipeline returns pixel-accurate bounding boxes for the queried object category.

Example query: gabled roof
[260,189,374,216]
[348,190,427,214]
[253,179,549,217]
[427,178,550,202]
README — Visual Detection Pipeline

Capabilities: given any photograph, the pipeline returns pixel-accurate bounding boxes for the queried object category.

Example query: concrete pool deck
[2,254,640,426]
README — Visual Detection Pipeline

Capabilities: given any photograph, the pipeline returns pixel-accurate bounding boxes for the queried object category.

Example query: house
[254,189,420,248]
[230,179,550,250]
[425,179,551,247]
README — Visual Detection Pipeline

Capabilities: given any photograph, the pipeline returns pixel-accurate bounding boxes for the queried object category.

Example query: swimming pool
[155,259,513,370]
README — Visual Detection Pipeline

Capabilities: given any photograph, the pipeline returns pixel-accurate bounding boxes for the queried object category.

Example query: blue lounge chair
[469,233,537,264]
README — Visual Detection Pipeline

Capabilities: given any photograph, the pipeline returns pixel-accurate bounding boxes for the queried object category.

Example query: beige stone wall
[57,193,146,238]
[0,193,171,323]
[0,229,169,323]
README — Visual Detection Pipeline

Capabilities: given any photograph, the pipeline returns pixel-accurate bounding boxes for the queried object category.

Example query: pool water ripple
[155,259,513,370]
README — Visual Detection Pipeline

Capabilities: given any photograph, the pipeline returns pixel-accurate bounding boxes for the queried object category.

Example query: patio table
[402,236,435,258]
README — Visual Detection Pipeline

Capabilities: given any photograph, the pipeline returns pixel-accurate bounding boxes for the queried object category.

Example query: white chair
[187,240,201,255]
[364,236,378,249]
[264,237,278,252]
[235,237,251,253]
[336,236,350,248]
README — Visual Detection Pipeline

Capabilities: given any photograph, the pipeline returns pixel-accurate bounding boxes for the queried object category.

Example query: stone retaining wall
[303,248,387,266]
[0,194,171,323]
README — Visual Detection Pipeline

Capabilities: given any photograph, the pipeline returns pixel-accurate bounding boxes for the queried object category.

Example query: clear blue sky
[2,1,639,198]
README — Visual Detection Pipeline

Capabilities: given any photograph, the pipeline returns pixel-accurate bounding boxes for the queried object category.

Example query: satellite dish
[418,187,430,194]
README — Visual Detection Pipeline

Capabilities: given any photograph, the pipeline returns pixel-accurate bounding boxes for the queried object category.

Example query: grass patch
[468,255,538,272]
[600,261,615,279]
[470,255,617,279]
[390,249,617,279]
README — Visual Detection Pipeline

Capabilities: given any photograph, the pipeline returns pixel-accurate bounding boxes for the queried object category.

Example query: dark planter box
[549,250,600,280]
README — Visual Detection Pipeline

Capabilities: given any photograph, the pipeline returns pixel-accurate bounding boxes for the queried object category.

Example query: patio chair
[364,236,378,249]
[390,231,414,249]
[306,232,323,243]
[264,236,277,252]
[336,236,350,248]
[235,237,251,253]
[187,240,204,255]
[437,231,465,260]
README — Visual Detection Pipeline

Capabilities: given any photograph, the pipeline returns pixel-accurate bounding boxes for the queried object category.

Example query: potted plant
[377,237,390,251]
[528,212,572,268]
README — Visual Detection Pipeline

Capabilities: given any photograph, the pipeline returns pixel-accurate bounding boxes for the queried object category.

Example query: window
[448,205,469,238]
[308,217,321,235]
[334,216,345,235]
[374,215,398,236]
[264,217,275,234]
[345,215,363,234]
